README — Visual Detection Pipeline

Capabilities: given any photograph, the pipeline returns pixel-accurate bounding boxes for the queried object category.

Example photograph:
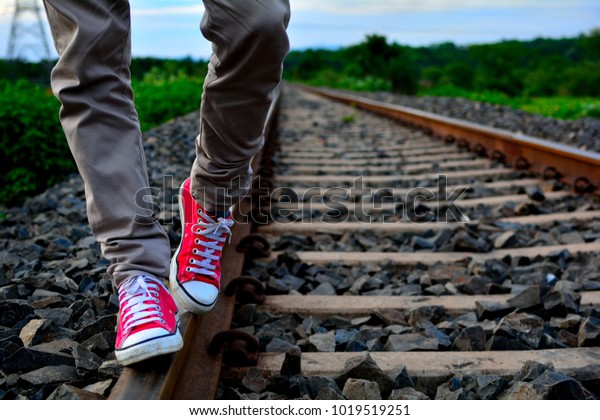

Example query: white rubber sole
[115,330,183,366]
[169,257,217,315]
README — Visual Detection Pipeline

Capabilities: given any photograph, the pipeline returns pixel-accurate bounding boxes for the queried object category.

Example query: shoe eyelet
[160,319,166,323]
[186,267,191,272]
[158,312,164,317]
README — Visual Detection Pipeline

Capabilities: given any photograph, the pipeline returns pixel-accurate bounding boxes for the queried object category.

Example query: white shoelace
[118,276,166,334]
[187,210,234,278]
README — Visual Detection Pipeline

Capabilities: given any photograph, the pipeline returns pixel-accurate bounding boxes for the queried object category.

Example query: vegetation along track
[109,84,600,400]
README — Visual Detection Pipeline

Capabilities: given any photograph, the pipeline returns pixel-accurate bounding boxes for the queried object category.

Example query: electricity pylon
[6,0,51,61]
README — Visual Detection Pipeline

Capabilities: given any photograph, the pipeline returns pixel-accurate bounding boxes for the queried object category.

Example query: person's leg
[170,0,290,314]
[192,0,291,212]
[43,0,171,286]
[43,0,181,365]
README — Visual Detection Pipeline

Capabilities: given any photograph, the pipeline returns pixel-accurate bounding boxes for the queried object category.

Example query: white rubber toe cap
[121,327,170,349]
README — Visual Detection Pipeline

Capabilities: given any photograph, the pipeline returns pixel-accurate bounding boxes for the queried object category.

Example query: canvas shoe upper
[115,275,183,366]
[170,178,234,314]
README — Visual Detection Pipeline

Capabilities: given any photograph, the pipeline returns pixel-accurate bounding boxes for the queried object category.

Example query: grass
[419,85,600,120]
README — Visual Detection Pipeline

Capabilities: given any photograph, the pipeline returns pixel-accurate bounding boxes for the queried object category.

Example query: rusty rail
[301,85,600,194]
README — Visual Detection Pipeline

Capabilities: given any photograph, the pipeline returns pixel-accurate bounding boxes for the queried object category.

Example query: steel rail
[301,85,600,194]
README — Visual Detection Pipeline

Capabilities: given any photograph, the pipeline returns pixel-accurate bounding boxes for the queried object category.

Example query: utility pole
[6,0,51,61]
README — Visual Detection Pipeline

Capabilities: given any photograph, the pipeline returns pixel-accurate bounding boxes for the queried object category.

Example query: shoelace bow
[187,210,234,278]
[118,276,166,334]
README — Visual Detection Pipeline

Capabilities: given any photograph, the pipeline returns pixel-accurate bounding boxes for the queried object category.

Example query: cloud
[290,0,594,15]
[132,5,204,16]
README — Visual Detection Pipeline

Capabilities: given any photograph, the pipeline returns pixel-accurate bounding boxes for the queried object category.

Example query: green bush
[133,67,205,132]
[1,69,207,206]
[0,79,73,205]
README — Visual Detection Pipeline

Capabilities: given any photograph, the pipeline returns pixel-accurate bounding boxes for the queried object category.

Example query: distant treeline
[283,30,600,97]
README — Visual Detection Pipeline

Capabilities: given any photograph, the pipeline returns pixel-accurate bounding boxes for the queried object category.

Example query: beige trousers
[43,0,290,285]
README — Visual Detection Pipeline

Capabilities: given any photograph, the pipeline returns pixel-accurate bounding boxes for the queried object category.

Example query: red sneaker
[115,275,183,366]
[170,178,234,314]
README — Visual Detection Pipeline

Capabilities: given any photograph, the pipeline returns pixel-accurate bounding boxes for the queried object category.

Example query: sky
[0,0,598,61]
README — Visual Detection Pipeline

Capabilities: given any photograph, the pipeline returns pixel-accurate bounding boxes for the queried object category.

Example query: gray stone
[549,314,582,331]
[494,231,518,249]
[463,276,492,295]
[342,378,382,400]
[242,367,268,393]
[424,284,447,296]
[19,319,46,347]
[307,376,341,398]
[384,334,438,352]
[407,306,445,326]
[512,361,552,383]
[475,375,508,399]
[314,273,344,288]
[335,353,396,395]
[32,338,78,354]
[507,286,541,309]
[335,329,359,346]
[495,313,545,348]
[98,360,124,378]
[272,374,310,399]
[415,320,452,348]
[498,382,543,400]
[452,326,487,351]
[453,230,489,252]
[83,379,113,396]
[529,370,588,399]
[34,307,73,328]
[558,231,584,244]
[374,309,405,325]
[74,314,116,342]
[389,387,430,400]
[309,331,336,352]
[476,301,513,320]
[0,285,21,300]
[52,271,79,293]
[242,392,286,400]
[543,290,580,317]
[316,387,346,400]
[2,347,75,373]
[348,275,369,295]
[363,336,384,351]
[73,345,104,375]
[435,379,478,400]
[20,365,79,385]
[268,275,305,293]
[308,282,336,296]
[577,317,600,347]
[525,185,545,201]
[356,326,386,342]
[81,331,116,356]
[280,346,302,376]
[388,363,415,389]
[266,337,295,353]
[47,384,105,400]
[0,300,35,328]
[486,336,532,351]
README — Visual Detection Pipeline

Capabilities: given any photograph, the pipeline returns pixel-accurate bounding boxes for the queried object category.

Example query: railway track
[110,85,600,400]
